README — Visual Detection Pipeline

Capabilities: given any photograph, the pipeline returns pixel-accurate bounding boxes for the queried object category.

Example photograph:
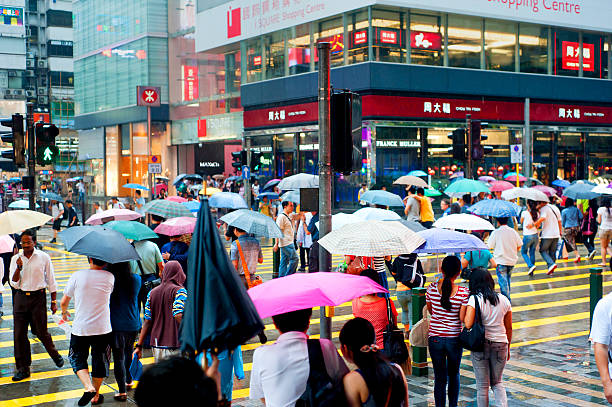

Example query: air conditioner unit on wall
[13,89,24,96]
[26,90,35,98]
[38,96,48,104]
[26,60,34,68]
[38,60,47,69]
[25,70,35,77]
[4,89,12,96]
[37,87,47,95]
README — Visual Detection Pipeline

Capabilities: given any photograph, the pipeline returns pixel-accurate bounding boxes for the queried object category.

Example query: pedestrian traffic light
[35,123,59,165]
[471,120,493,160]
[0,114,25,167]
[447,128,466,160]
[331,91,362,174]
[250,151,262,172]
[231,150,247,170]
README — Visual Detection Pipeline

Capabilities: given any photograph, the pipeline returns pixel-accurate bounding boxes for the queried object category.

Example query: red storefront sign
[530,103,612,124]
[33,112,50,123]
[244,102,318,129]
[353,30,367,46]
[562,41,595,72]
[197,118,206,139]
[183,65,199,101]
[410,32,442,50]
[379,29,398,45]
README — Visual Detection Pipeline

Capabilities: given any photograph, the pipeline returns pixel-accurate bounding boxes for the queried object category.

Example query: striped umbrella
[143,199,194,219]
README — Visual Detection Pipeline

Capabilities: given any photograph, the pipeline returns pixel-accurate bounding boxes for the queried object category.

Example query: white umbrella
[501,187,548,202]
[0,210,52,235]
[393,175,428,188]
[432,213,494,231]
[353,207,401,221]
[592,184,612,195]
[277,173,319,190]
[316,213,361,231]
[318,220,425,257]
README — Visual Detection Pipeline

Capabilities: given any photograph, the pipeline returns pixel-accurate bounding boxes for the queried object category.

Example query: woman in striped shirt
[426,256,469,407]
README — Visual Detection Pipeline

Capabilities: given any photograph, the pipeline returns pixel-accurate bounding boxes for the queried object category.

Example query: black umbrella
[180,198,264,354]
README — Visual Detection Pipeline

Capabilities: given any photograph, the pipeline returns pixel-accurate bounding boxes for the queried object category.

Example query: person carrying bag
[236,240,262,290]
[381,295,410,369]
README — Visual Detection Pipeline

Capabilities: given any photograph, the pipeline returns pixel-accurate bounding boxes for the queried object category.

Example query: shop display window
[582,32,607,79]
[519,23,548,74]
[348,9,369,64]
[485,20,516,71]
[372,8,405,64]
[410,13,443,66]
[288,23,311,75]
[314,17,344,68]
[264,31,285,80]
[553,29,580,77]
[246,38,263,83]
[448,14,482,69]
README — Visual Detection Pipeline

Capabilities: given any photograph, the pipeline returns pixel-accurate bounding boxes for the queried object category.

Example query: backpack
[296,339,347,407]
[581,207,598,236]
[389,254,425,289]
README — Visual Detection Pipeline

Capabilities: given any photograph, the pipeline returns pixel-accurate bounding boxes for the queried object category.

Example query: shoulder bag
[409,305,429,347]
[381,296,409,365]
[459,294,486,352]
[236,240,262,289]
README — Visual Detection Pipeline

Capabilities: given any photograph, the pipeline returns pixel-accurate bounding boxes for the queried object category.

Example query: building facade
[195,0,612,205]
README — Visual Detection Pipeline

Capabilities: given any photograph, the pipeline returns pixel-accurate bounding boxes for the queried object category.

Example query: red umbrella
[489,180,514,192]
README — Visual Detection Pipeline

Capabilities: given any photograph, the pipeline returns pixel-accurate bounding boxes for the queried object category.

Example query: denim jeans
[583,233,596,254]
[471,341,509,407]
[539,238,558,268]
[396,290,412,330]
[278,245,298,277]
[428,336,463,407]
[521,234,538,269]
[496,265,513,302]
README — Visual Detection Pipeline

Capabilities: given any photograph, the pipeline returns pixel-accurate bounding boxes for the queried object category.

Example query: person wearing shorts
[50,200,64,243]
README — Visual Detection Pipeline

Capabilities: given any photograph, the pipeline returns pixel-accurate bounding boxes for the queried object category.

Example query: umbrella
[449,171,465,179]
[9,200,40,209]
[173,174,188,186]
[432,213,495,231]
[219,209,283,239]
[489,180,514,192]
[501,187,549,202]
[407,170,428,177]
[358,190,404,207]
[503,172,526,182]
[478,176,496,183]
[444,179,490,196]
[40,192,63,202]
[280,190,300,204]
[424,188,442,197]
[0,235,15,253]
[59,226,140,263]
[318,213,362,231]
[248,273,388,320]
[531,185,557,197]
[199,187,223,196]
[318,220,426,257]
[104,220,158,241]
[209,192,248,209]
[85,209,143,225]
[122,183,150,191]
[166,195,188,203]
[262,179,281,192]
[414,228,489,253]
[185,174,204,181]
[563,181,601,200]
[277,173,319,190]
[181,198,265,354]
[188,184,203,192]
[383,219,427,232]
[8,177,21,182]
[467,199,521,218]
[552,179,570,188]
[0,210,52,235]
[182,200,201,213]
[529,178,543,185]
[591,184,612,195]
[257,192,279,200]
[572,179,596,186]
[226,175,242,182]
[154,217,198,236]
[393,175,428,188]
[353,207,401,221]
[143,199,194,219]
[212,174,224,180]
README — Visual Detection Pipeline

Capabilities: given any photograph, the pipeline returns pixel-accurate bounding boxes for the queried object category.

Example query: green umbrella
[143,199,194,219]
[444,179,490,197]
[104,220,158,241]
[424,188,442,197]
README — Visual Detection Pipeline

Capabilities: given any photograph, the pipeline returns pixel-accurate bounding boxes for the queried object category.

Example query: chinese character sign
[183,65,199,101]
[562,41,595,72]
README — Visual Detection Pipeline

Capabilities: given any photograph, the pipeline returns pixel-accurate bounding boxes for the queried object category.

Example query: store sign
[561,41,595,72]
[0,6,23,26]
[244,102,318,129]
[410,32,442,50]
[182,65,199,101]
[379,29,398,45]
[531,103,612,124]
[102,48,147,59]
[49,40,73,47]
[195,142,226,175]
[196,0,610,52]
[376,140,420,148]
[353,30,368,46]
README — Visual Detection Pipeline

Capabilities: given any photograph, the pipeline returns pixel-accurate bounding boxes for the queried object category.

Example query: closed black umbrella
[180,198,264,354]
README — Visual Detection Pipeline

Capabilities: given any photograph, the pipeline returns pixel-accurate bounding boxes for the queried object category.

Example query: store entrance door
[557,132,585,181]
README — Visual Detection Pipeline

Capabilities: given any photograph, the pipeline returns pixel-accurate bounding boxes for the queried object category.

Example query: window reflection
[348,9,368,64]
[410,13,443,66]
[554,29,579,77]
[265,31,285,80]
[246,38,262,83]
[583,32,606,79]
[448,15,482,69]
[519,24,548,74]
[288,24,311,75]
[315,17,344,68]
[372,8,404,63]
[485,20,516,71]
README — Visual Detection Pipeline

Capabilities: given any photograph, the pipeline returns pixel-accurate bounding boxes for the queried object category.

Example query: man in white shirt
[111,197,125,209]
[9,230,63,381]
[50,199,64,243]
[250,308,348,406]
[134,190,146,215]
[535,200,562,275]
[60,257,115,406]
[488,217,522,302]
[274,200,299,278]
[93,202,103,214]
[590,280,612,404]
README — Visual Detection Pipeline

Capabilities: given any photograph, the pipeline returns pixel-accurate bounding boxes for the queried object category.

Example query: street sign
[136,86,161,107]
[148,163,162,174]
[149,155,161,164]
[242,165,250,180]
[510,144,522,164]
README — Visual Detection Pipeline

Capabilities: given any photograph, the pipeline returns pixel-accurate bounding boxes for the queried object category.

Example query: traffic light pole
[465,114,472,179]
[318,42,332,340]
[26,103,35,211]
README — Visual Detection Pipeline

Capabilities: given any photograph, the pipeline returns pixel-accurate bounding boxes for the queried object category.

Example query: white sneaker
[589,251,596,260]
[547,264,557,275]
[528,265,537,275]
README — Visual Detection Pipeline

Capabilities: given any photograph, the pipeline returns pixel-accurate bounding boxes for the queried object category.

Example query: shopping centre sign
[196,0,611,52]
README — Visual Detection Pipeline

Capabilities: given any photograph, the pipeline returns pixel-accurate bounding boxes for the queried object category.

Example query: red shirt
[426,282,469,337]
[352,296,398,348]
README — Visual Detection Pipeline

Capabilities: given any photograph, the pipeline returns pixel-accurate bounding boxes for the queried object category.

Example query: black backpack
[389,254,425,289]
[296,339,347,407]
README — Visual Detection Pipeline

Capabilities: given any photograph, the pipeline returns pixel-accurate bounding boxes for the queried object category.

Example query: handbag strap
[384,295,396,329]
[474,294,483,325]
[236,240,253,289]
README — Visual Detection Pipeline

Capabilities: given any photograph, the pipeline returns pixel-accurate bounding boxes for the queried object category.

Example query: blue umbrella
[552,179,570,188]
[571,179,596,186]
[467,199,521,218]
[562,181,601,200]
[123,183,150,191]
[40,192,63,202]
[262,179,281,192]
[209,192,248,209]
[8,177,20,182]
[257,192,279,200]
[281,190,300,204]
[220,209,283,238]
[414,228,488,253]
[173,174,188,186]
[182,200,201,213]
[9,200,40,209]
[359,190,405,207]
[408,170,428,177]
[58,225,140,263]
[226,175,242,182]
[185,174,204,181]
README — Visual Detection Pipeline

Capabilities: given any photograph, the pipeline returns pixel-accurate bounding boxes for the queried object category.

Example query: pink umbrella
[166,195,188,203]
[85,209,143,225]
[489,180,514,192]
[0,234,15,253]
[154,216,197,236]
[247,272,388,319]
[531,185,557,197]
[505,175,527,182]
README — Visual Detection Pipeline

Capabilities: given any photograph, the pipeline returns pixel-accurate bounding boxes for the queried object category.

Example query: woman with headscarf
[134,261,187,363]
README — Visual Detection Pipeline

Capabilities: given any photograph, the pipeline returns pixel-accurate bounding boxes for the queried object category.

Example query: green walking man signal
[35,122,59,165]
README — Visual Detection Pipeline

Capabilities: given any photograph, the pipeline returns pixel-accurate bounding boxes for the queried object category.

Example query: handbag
[346,256,367,275]
[236,240,262,289]
[459,294,486,352]
[381,296,409,364]
[409,305,429,347]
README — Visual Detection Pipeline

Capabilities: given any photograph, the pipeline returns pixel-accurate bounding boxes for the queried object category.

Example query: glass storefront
[448,15,482,69]
[410,12,443,66]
